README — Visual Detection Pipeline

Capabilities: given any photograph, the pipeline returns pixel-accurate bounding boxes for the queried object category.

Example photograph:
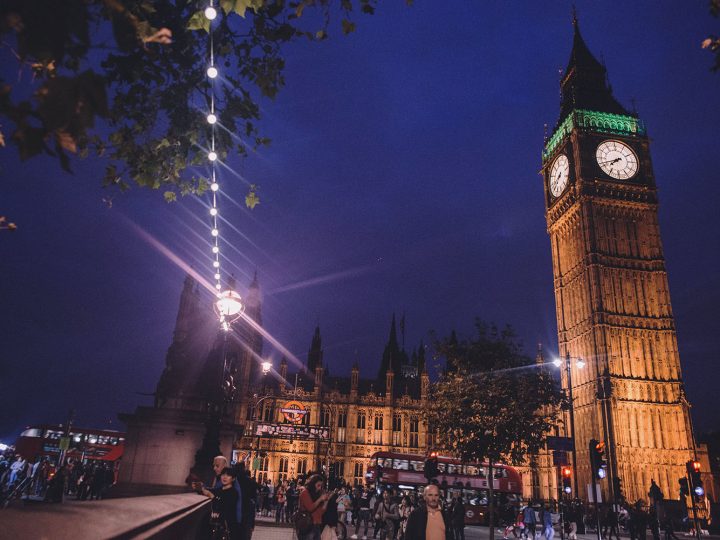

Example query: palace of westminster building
[118,21,716,506]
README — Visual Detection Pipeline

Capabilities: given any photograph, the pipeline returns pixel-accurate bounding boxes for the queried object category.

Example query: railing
[2,493,211,539]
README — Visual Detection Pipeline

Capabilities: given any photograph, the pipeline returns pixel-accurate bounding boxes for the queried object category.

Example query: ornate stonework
[541,22,696,504]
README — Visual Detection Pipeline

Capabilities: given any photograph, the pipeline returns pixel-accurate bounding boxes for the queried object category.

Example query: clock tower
[541,19,696,503]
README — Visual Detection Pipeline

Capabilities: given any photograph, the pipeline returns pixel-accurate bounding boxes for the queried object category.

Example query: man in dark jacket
[405,484,453,540]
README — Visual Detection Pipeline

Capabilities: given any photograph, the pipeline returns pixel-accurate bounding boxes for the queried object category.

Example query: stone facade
[541,21,697,504]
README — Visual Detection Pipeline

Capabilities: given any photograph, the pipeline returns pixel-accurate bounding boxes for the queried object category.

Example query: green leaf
[315,29,326,40]
[341,19,356,35]
[187,10,210,32]
[156,138,170,150]
[163,191,177,202]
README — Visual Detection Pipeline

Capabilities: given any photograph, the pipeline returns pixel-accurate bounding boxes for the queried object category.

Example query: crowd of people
[0,447,116,504]
[197,458,467,540]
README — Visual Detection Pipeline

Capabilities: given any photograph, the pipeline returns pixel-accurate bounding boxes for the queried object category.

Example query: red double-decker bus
[14,425,125,465]
[366,451,522,525]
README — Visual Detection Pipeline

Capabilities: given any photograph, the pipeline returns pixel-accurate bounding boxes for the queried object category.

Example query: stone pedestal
[115,406,240,497]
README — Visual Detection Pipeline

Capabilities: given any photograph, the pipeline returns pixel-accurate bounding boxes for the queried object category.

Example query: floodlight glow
[208,151,217,161]
[552,358,563,368]
[215,290,244,321]
[211,182,219,191]
[262,361,272,374]
[207,113,217,124]
[207,66,218,79]
[204,6,217,20]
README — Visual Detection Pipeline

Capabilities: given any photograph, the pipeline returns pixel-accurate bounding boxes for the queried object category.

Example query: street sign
[547,436,574,451]
[553,451,569,466]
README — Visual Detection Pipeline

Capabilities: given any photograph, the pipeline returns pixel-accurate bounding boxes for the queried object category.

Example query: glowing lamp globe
[261,361,272,375]
[552,358,563,368]
[215,290,244,323]
[576,358,586,369]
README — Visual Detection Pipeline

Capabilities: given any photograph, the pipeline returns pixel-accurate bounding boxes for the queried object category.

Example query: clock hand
[598,157,622,166]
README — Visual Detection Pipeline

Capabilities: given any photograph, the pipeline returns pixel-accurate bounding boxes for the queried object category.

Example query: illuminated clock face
[549,154,570,197]
[596,140,639,180]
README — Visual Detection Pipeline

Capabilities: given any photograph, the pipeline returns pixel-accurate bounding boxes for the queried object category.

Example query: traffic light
[561,466,572,494]
[679,477,689,498]
[686,460,704,498]
[589,439,608,479]
[613,476,624,502]
[424,452,439,480]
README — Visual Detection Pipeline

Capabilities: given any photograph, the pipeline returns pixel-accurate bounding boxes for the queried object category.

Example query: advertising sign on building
[255,423,329,440]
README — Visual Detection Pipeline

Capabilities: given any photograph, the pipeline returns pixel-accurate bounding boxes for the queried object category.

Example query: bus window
[494,468,506,478]
[20,428,42,437]
[370,457,377,467]
[464,465,479,476]
[393,459,409,470]
[377,457,391,468]
[410,460,424,472]
[437,462,446,473]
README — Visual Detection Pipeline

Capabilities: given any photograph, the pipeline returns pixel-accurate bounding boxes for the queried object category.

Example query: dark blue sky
[1,1,719,441]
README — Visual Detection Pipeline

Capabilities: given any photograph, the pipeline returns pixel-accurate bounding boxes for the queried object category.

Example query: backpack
[294,510,313,534]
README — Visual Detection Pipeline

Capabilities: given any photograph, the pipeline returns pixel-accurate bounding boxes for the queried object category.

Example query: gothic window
[353,462,364,485]
[320,408,331,427]
[356,412,366,443]
[257,456,269,483]
[297,458,308,475]
[337,411,347,443]
[263,403,275,422]
[279,457,289,482]
[409,417,419,448]
[246,404,255,421]
[392,415,402,446]
[373,416,383,444]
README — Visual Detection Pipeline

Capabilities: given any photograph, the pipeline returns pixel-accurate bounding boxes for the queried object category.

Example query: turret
[314,365,324,394]
[351,363,359,397]
[420,368,429,401]
[279,357,288,390]
[385,369,394,405]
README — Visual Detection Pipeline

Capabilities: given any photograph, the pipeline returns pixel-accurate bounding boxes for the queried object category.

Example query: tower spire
[307,325,323,373]
[558,13,629,124]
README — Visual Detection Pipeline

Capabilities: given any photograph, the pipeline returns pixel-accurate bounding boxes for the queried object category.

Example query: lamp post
[553,352,585,498]
[189,289,244,485]
[251,361,273,479]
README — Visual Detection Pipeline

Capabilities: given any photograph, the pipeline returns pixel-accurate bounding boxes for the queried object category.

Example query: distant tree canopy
[704,0,720,71]
[428,321,565,465]
[0,0,392,198]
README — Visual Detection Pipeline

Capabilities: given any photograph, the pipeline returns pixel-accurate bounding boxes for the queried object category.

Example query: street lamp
[553,352,585,498]
[214,289,244,331]
[251,361,273,479]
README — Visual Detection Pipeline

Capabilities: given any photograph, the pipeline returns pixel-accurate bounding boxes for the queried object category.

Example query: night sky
[1,1,719,442]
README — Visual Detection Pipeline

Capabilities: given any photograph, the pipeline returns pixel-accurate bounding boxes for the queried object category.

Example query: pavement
[247,520,720,540]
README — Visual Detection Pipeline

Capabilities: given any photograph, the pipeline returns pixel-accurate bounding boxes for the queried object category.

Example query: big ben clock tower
[541,19,696,503]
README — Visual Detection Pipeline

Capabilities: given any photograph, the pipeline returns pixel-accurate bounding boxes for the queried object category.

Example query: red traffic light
[561,466,572,477]
[692,461,701,473]
[595,441,606,454]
